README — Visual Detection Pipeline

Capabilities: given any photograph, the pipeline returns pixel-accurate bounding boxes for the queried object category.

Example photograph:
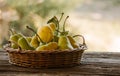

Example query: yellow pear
[49,23,56,32]
[36,42,58,51]
[67,36,79,48]
[37,25,54,43]
[30,35,39,48]
[58,36,73,50]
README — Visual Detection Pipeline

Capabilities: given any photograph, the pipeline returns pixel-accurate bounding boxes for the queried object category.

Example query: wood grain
[0,49,120,76]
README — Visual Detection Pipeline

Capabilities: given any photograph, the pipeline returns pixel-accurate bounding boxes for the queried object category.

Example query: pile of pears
[9,13,84,51]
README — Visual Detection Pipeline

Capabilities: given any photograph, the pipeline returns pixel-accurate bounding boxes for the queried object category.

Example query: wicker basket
[4,44,87,68]
[4,35,87,68]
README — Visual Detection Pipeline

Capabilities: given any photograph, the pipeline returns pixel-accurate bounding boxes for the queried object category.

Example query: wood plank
[81,58,120,64]
[0,54,8,60]
[0,73,70,76]
[0,50,120,75]
[0,65,120,75]
[0,49,5,54]
[83,52,120,59]
[0,59,120,75]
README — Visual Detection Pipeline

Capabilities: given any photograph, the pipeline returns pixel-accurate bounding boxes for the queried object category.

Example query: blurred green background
[0,0,120,52]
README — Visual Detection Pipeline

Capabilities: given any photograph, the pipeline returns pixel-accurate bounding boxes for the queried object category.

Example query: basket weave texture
[4,44,86,68]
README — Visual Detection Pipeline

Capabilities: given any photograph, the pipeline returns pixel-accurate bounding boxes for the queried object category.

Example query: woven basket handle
[73,35,87,50]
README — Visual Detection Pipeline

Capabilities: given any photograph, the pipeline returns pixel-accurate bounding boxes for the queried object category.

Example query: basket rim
[3,44,87,54]
[5,47,84,54]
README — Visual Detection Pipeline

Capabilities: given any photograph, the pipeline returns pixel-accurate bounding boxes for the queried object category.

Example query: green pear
[9,33,23,49]
[58,36,73,50]
[26,37,32,43]
[67,36,78,48]
[11,43,18,49]
[9,33,23,42]
[18,37,35,50]
[30,35,39,48]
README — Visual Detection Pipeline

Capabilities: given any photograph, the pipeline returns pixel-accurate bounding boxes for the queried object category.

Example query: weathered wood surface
[0,49,120,76]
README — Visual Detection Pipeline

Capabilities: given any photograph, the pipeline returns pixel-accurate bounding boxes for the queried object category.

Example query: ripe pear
[9,33,23,42]
[67,36,79,48]
[30,35,39,48]
[58,36,73,50]
[46,42,58,50]
[26,37,32,43]
[37,25,54,43]
[42,42,58,50]
[36,42,58,51]
[9,33,23,49]
[49,23,56,32]
[11,43,18,49]
[36,45,48,51]
[18,37,35,50]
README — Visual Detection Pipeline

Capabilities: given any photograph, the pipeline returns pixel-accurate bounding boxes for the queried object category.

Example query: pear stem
[63,16,69,32]
[56,29,62,33]
[26,26,44,44]
[59,13,64,22]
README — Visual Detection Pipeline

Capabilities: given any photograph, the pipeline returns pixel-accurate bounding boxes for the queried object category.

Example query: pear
[58,36,73,50]
[67,36,78,48]
[44,42,58,50]
[9,33,23,42]
[36,42,58,51]
[36,45,48,51]
[9,35,19,43]
[49,23,56,32]
[11,43,18,49]
[18,37,35,50]
[37,26,54,43]
[9,33,23,49]
[30,35,39,48]
[26,37,32,43]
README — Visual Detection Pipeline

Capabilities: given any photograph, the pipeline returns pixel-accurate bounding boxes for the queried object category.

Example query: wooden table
[0,49,120,76]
